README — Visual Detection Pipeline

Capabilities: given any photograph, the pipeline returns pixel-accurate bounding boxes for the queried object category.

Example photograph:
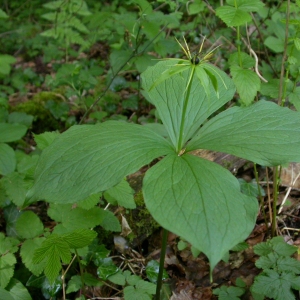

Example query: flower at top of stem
[149,36,227,98]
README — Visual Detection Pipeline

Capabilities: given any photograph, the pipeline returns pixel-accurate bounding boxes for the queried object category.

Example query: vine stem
[155,228,168,300]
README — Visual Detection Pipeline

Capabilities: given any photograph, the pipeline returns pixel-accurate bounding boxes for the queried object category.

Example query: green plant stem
[74,249,86,296]
[278,0,290,106]
[177,67,195,153]
[254,163,267,227]
[271,166,279,237]
[155,228,168,300]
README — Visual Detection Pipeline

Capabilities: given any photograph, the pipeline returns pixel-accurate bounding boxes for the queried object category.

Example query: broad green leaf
[135,280,156,294]
[97,258,119,279]
[2,172,27,206]
[216,6,251,27]
[20,238,46,276]
[0,123,27,142]
[0,252,17,288]
[141,60,235,150]
[33,132,60,150]
[229,52,255,68]
[143,153,258,271]
[238,179,265,197]
[28,121,172,203]
[124,284,154,300]
[0,143,16,175]
[289,87,300,111]
[63,229,97,249]
[0,287,14,300]
[101,210,121,232]
[0,55,16,75]
[187,101,300,166]
[66,275,81,294]
[8,112,33,128]
[264,36,284,53]
[0,9,9,19]
[6,278,32,300]
[3,205,23,237]
[260,79,281,98]
[15,211,44,239]
[146,260,168,283]
[48,205,106,233]
[108,271,126,286]
[230,66,260,105]
[233,0,265,12]
[104,179,136,209]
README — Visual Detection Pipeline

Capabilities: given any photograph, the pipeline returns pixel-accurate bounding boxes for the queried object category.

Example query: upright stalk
[271,166,279,236]
[155,228,168,300]
[176,68,195,153]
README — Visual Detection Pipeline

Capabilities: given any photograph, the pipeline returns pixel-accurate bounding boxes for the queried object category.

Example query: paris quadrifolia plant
[27,37,300,298]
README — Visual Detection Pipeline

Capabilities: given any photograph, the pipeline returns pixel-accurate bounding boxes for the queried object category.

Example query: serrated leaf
[15,211,44,239]
[124,285,152,300]
[77,193,101,210]
[187,101,300,166]
[49,205,106,233]
[66,275,81,294]
[264,36,284,53]
[230,65,260,105]
[104,179,136,209]
[6,278,32,300]
[2,172,26,206]
[0,233,19,254]
[0,144,16,175]
[63,229,97,249]
[277,256,300,274]
[21,238,46,276]
[28,121,172,203]
[229,52,255,69]
[252,270,297,300]
[33,235,71,283]
[254,241,273,256]
[101,209,121,232]
[97,258,119,279]
[142,60,235,150]
[136,280,156,294]
[0,253,17,288]
[0,123,27,142]
[271,237,297,256]
[213,285,245,299]
[108,271,126,285]
[255,252,278,269]
[126,274,141,286]
[143,153,258,271]
[260,79,280,98]
[33,132,60,150]
[216,6,251,27]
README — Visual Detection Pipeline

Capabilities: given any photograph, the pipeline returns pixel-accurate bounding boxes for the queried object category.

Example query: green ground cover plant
[1,0,300,299]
